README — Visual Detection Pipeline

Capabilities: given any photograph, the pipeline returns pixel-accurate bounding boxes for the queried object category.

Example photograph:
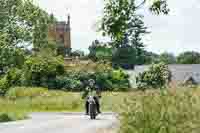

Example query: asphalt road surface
[0,113,118,133]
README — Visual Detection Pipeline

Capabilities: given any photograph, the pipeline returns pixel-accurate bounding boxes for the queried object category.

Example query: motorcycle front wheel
[89,103,96,120]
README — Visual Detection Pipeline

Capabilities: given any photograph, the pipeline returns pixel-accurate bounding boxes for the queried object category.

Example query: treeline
[88,41,200,65]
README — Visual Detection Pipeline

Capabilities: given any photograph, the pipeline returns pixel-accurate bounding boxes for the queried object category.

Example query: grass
[1,87,127,113]
[118,87,200,133]
[2,85,200,133]
[0,87,127,123]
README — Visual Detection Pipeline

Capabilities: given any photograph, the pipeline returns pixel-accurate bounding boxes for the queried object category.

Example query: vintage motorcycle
[85,79,101,120]
[87,95,98,119]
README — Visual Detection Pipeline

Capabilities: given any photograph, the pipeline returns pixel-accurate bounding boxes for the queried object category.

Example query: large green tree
[0,0,54,49]
[88,40,112,61]
[100,0,169,67]
[0,0,55,74]
[101,0,169,45]
[159,52,176,64]
[177,51,200,64]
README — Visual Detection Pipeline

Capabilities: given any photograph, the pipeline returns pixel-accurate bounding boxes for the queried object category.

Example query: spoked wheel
[89,103,97,120]
[90,114,96,119]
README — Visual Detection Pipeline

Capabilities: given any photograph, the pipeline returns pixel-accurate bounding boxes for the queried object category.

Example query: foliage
[0,111,27,123]
[158,52,176,64]
[0,46,25,75]
[0,68,22,96]
[0,77,10,96]
[6,87,48,100]
[102,0,148,56]
[5,68,22,86]
[119,88,200,133]
[139,51,160,65]
[55,75,82,91]
[0,0,54,48]
[136,63,171,89]
[177,51,200,64]
[88,40,112,61]
[56,63,130,91]
[70,50,85,57]
[0,112,26,122]
[95,64,130,91]
[112,45,136,69]
[21,52,65,88]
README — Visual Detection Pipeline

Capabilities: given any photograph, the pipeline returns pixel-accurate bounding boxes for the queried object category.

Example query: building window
[59,34,64,43]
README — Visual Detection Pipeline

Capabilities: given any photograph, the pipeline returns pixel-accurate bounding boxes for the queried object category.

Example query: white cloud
[35,0,200,54]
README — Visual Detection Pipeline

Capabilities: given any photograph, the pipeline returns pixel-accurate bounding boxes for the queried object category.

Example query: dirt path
[0,112,118,133]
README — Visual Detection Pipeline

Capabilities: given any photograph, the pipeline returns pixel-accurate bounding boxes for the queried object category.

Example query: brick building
[48,15,71,56]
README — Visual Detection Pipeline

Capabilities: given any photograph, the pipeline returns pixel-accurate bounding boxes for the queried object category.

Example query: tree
[100,0,169,67]
[88,40,112,61]
[71,50,85,57]
[101,0,169,45]
[22,51,65,88]
[138,51,159,65]
[0,46,25,75]
[177,51,200,64]
[0,0,54,49]
[159,52,176,64]
[112,45,136,69]
[100,0,150,68]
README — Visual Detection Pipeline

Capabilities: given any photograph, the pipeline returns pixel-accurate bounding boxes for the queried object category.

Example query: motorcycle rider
[82,78,101,115]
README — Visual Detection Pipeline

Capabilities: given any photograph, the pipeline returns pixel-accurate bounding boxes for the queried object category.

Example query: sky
[34,0,200,55]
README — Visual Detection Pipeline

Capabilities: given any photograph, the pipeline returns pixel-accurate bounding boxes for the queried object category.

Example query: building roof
[136,64,200,83]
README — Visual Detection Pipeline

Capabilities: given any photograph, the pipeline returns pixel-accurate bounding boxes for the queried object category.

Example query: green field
[2,86,200,133]
[0,87,127,122]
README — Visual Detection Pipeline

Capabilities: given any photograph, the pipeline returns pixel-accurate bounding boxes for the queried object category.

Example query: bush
[6,68,22,86]
[56,75,82,91]
[91,64,130,91]
[136,63,171,90]
[0,113,13,122]
[21,53,65,88]
[6,87,48,99]
[0,112,26,122]
[0,77,9,96]
[0,68,23,96]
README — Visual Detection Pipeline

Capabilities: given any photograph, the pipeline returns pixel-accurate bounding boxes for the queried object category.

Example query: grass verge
[118,88,200,133]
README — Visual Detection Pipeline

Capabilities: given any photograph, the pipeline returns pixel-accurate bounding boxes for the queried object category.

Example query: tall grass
[118,88,200,133]
[1,87,126,114]
[1,87,84,113]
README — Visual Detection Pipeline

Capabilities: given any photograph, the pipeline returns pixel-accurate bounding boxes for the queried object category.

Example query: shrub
[21,53,64,88]
[136,63,171,90]
[6,68,22,86]
[0,113,12,122]
[0,68,22,96]
[6,87,48,99]
[0,112,26,122]
[0,77,9,96]
[56,75,82,91]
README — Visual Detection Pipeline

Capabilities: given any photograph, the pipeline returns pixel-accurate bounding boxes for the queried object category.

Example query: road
[0,113,118,133]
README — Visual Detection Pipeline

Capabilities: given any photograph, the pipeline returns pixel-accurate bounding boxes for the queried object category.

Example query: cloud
[35,0,200,54]
[143,0,200,55]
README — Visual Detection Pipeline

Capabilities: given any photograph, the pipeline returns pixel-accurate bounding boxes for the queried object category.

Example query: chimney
[67,14,70,27]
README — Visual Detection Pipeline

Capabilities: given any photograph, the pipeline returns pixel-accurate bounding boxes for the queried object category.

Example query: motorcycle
[84,79,101,120]
[87,95,98,119]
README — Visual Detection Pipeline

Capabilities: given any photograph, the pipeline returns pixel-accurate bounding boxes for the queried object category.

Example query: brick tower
[48,15,71,56]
